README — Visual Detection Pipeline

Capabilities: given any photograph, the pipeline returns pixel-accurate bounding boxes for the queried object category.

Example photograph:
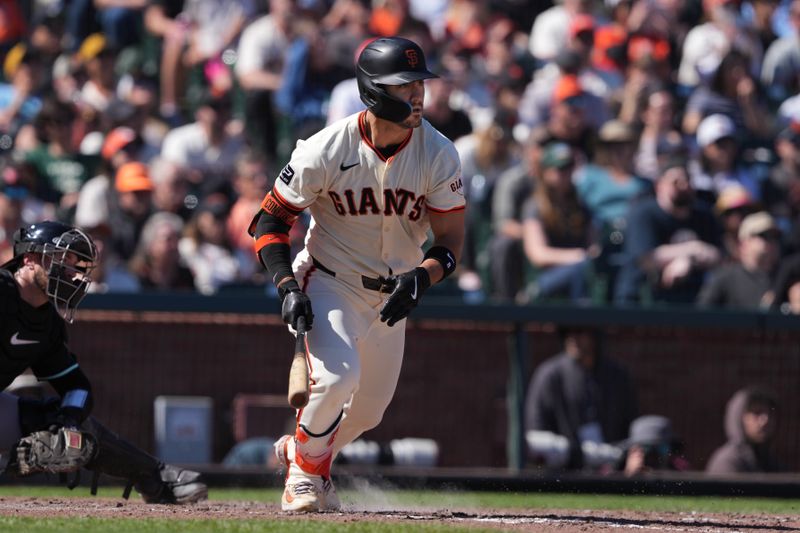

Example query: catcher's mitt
[12,428,96,476]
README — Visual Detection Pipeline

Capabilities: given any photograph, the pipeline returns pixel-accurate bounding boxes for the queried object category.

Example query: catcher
[0,221,207,504]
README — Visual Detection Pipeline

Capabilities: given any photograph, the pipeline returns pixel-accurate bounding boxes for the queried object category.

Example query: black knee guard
[80,417,207,504]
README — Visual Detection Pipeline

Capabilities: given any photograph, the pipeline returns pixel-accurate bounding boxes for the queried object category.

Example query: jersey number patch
[279,164,295,185]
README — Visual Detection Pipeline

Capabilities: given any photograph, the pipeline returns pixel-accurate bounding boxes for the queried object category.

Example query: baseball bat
[287,316,310,409]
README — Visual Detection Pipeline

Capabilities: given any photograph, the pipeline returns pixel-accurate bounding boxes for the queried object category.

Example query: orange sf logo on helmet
[405,49,419,68]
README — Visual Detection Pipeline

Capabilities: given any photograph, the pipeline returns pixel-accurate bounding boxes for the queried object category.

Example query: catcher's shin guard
[81,417,207,504]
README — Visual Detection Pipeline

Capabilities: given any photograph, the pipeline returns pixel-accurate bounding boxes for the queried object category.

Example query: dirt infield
[0,497,798,532]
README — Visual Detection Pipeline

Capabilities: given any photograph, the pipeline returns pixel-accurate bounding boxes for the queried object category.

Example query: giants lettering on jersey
[328,188,426,221]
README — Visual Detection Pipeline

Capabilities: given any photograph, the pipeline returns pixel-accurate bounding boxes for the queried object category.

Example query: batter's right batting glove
[380,267,431,327]
[280,280,314,331]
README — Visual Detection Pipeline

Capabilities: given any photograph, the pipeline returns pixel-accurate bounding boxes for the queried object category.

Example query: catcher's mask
[356,37,438,123]
[1,221,98,322]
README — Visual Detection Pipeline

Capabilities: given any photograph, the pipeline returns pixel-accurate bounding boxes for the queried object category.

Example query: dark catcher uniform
[0,221,206,504]
[0,269,93,425]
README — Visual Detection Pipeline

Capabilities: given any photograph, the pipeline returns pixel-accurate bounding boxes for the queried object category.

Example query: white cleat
[282,478,322,512]
[274,434,341,512]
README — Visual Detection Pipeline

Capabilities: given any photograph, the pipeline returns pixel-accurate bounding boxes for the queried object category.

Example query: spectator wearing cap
[689,113,764,206]
[682,49,771,139]
[614,157,722,305]
[565,13,624,99]
[74,33,118,114]
[760,0,800,105]
[74,126,147,233]
[615,36,673,128]
[618,415,690,476]
[714,184,759,261]
[521,141,597,302]
[235,0,297,158]
[531,75,596,160]
[160,90,244,200]
[762,122,800,234]
[575,121,652,300]
[519,23,613,133]
[108,161,155,261]
[697,211,781,308]
[575,119,651,226]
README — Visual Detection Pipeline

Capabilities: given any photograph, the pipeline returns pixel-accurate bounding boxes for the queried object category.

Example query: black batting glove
[279,280,313,331]
[379,267,431,327]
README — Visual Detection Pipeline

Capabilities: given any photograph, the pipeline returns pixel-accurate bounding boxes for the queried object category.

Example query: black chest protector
[0,269,67,389]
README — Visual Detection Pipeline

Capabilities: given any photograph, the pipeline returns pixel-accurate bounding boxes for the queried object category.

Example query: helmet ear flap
[356,68,380,110]
[356,69,413,122]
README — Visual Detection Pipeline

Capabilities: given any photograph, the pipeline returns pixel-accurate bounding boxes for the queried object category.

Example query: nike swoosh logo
[411,277,418,300]
[339,161,359,171]
[11,332,39,345]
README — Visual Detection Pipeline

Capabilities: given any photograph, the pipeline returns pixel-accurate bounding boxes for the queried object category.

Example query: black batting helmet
[356,37,438,123]
[2,221,98,322]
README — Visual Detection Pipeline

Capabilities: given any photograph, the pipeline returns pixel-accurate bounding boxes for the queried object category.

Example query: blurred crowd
[524,325,785,475]
[1,0,800,310]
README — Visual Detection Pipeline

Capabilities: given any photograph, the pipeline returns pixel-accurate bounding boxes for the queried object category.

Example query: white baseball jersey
[267,110,464,486]
[273,111,465,278]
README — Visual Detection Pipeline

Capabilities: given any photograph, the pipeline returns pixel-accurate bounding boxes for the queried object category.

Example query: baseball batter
[250,36,465,512]
[0,221,207,504]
